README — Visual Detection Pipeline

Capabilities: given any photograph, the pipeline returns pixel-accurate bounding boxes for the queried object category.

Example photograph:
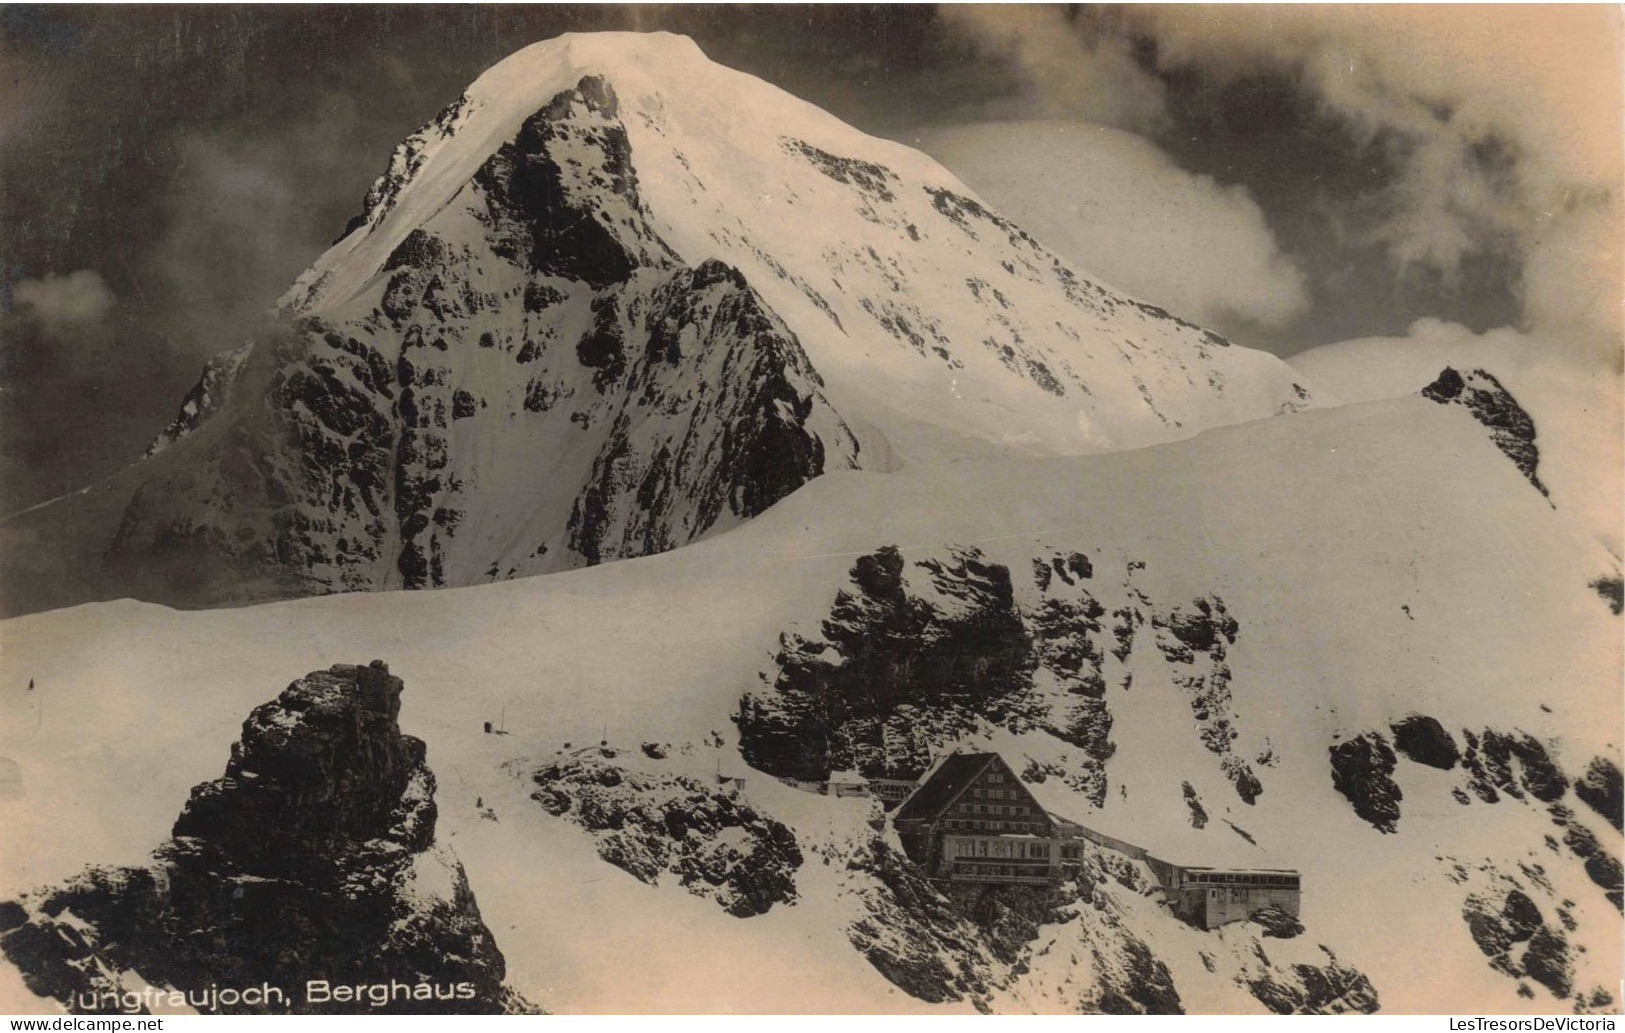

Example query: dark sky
[0,5,1593,509]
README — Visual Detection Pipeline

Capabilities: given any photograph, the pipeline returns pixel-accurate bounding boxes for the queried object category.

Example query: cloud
[1135,6,1623,363]
[152,91,374,353]
[937,5,1168,129]
[10,270,115,329]
[921,121,1308,334]
[941,6,1622,367]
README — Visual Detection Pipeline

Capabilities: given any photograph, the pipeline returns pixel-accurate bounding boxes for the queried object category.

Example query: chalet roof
[894,753,997,823]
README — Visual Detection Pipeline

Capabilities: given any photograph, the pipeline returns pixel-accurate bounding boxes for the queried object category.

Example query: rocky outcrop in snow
[837,830,1184,1013]
[1327,712,1623,996]
[833,826,1373,1014]
[1422,367,1548,497]
[1389,714,1460,769]
[1328,732,1403,833]
[1331,722,1577,835]
[1152,595,1260,804]
[1574,757,1622,832]
[1244,949,1378,1014]
[1462,881,1576,999]
[530,750,802,917]
[0,662,532,1014]
[736,545,1036,783]
[1588,576,1623,616]
[736,544,1270,809]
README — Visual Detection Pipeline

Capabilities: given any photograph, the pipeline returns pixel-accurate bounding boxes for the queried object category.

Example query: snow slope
[1290,325,1622,558]
[3,394,1617,1013]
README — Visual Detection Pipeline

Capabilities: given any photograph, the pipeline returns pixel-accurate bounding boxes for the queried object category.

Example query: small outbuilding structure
[1145,859,1302,930]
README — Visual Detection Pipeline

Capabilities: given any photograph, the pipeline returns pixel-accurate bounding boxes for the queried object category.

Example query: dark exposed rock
[531,753,801,917]
[739,547,1256,813]
[1390,715,1461,769]
[1223,757,1264,806]
[1154,595,1256,803]
[1561,821,1624,910]
[1574,757,1623,831]
[143,344,255,458]
[1093,936,1183,1015]
[1021,757,1065,784]
[941,881,1070,965]
[1460,730,1502,803]
[1249,906,1304,939]
[0,662,530,1014]
[844,833,1182,1013]
[735,545,1036,781]
[565,259,856,567]
[844,837,995,1004]
[1329,733,1402,833]
[1247,950,1379,1014]
[1223,819,1258,846]
[1501,890,1545,937]
[1182,781,1208,829]
[1422,367,1548,497]
[924,186,1041,256]
[574,294,626,391]
[1521,927,1574,999]
[473,76,665,289]
[783,138,896,202]
[1590,576,1623,615]
[1462,883,1576,997]
[340,95,472,242]
[1155,596,1238,656]
[1475,730,1568,803]
[88,77,838,606]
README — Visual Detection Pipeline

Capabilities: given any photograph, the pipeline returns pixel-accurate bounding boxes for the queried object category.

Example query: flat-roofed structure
[1145,858,1302,930]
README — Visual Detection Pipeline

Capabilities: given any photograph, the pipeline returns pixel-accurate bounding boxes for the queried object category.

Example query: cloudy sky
[1,4,1620,509]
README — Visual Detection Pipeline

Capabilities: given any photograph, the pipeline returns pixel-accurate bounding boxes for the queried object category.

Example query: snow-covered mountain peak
[286,31,896,316]
[285,31,1319,461]
[4,32,1326,613]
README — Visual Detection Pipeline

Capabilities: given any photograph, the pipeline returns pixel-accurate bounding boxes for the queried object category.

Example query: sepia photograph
[0,3,1620,1017]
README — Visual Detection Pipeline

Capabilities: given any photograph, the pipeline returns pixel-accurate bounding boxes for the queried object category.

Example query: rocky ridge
[1422,367,1548,497]
[0,662,532,1015]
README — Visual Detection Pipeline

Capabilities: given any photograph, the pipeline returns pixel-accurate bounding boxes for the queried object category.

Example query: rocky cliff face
[734,543,1264,809]
[0,662,533,1014]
